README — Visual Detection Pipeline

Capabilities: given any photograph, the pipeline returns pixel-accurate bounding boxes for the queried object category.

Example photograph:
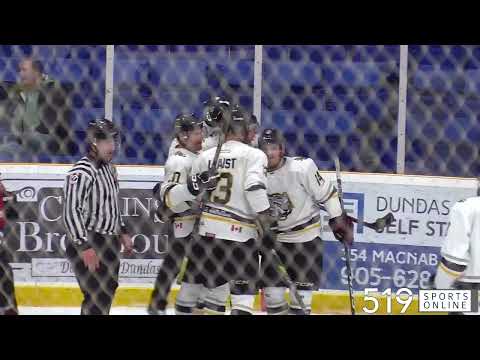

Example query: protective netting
[2,45,480,173]
[406,45,480,176]
[113,45,255,165]
[0,45,477,314]
[261,45,400,173]
[0,45,106,163]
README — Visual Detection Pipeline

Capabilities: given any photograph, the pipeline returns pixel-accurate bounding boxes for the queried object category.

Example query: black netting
[262,45,400,172]
[0,45,477,315]
[113,45,255,165]
[406,45,480,176]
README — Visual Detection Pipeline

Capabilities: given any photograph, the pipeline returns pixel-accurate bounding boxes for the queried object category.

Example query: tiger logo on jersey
[268,192,294,220]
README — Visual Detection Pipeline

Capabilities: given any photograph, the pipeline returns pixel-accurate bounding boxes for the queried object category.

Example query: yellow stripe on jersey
[324,190,339,203]
[279,223,321,236]
[202,308,225,315]
[174,215,197,221]
[439,262,463,277]
[201,213,258,229]
[166,191,173,209]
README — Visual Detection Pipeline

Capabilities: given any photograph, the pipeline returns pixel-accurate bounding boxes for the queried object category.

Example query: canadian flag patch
[231,225,242,233]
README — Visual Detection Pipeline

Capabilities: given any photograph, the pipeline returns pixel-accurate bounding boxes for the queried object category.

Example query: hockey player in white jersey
[226,106,261,314]
[167,99,258,155]
[257,128,354,315]
[188,106,274,315]
[148,114,214,315]
[167,98,230,156]
[168,119,219,156]
[433,196,480,313]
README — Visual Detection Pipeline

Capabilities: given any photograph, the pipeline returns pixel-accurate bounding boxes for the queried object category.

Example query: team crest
[269,192,294,220]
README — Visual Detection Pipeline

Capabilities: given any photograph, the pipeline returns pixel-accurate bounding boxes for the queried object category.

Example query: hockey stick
[334,156,356,315]
[348,213,395,232]
[270,248,308,315]
[258,253,267,312]
[200,104,232,206]
[255,217,308,315]
[318,204,395,232]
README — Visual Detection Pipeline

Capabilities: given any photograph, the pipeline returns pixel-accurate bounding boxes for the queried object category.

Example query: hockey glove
[4,201,19,220]
[256,212,278,250]
[187,171,220,196]
[152,182,161,198]
[329,213,354,246]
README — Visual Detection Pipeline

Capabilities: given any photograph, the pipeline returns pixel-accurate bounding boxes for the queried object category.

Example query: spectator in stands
[0,57,75,161]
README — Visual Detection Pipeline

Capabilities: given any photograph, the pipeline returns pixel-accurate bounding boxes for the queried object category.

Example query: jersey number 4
[315,171,325,187]
[209,173,233,205]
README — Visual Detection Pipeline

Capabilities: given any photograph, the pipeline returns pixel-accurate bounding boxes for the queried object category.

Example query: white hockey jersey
[192,140,270,242]
[440,197,480,283]
[160,147,199,238]
[267,157,343,243]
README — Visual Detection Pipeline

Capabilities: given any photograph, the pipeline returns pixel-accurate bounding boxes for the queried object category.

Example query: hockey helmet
[258,128,286,150]
[174,114,203,136]
[86,118,120,146]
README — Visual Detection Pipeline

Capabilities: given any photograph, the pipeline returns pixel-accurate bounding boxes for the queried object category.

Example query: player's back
[194,140,268,242]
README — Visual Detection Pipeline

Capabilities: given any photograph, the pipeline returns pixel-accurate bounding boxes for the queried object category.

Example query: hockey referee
[63,119,133,315]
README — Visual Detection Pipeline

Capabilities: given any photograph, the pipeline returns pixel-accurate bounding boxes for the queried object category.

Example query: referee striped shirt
[63,156,125,250]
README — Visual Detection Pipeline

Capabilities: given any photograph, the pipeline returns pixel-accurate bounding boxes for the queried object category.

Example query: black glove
[256,212,278,250]
[155,205,175,236]
[187,171,220,196]
[152,182,161,198]
[3,192,18,220]
[5,204,18,220]
[329,213,354,247]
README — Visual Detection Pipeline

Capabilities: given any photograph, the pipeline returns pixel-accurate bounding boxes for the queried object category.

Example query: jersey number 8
[209,173,233,205]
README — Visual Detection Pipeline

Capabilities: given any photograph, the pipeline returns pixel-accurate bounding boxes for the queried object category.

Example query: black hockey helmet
[258,128,286,150]
[86,118,120,145]
[174,114,203,136]
[227,104,250,136]
[203,96,231,128]
[249,114,259,128]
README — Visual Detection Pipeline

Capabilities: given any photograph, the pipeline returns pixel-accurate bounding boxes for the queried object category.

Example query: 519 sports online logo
[361,288,478,314]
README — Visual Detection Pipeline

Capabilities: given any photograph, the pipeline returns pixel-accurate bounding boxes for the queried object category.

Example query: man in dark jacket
[0,58,75,160]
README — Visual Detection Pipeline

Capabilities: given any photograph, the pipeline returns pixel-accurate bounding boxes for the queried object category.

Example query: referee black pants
[0,244,18,315]
[66,232,120,315]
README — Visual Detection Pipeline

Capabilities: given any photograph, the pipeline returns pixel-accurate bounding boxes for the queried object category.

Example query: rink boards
[0,163,478,314]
